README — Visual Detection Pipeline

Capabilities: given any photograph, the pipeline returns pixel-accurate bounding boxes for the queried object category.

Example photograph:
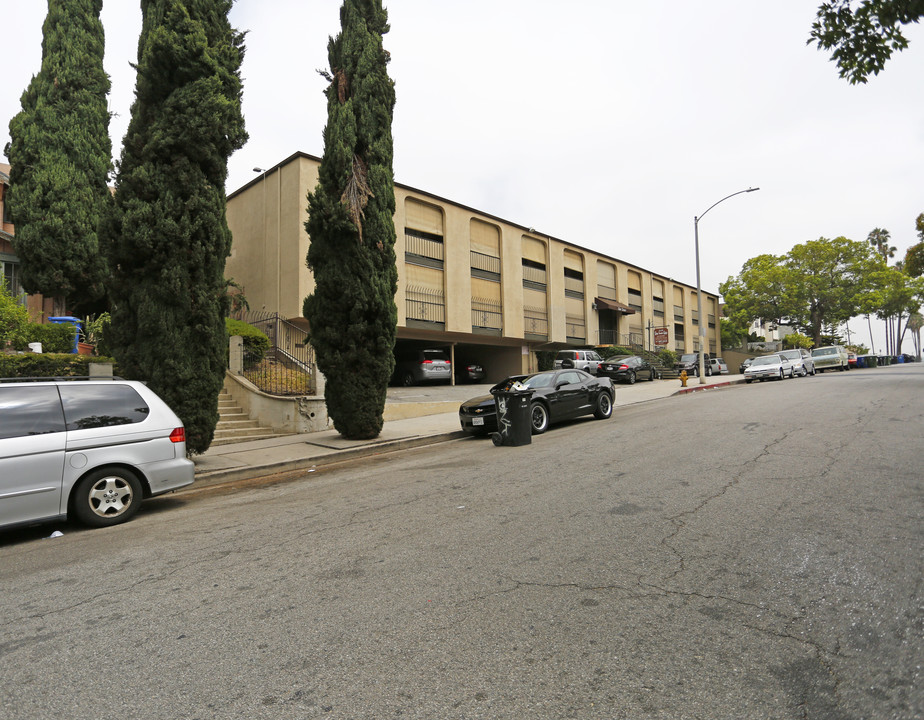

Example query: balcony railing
[523,306,548,338]
[472,297,502,331]
[406,285,445,326]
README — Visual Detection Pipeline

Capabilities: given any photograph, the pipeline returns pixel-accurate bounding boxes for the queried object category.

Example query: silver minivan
[0,378,195,530]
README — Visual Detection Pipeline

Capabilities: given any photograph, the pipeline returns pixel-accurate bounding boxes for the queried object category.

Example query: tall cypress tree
[103,0,247,453]
[305,0,398,440]
[5,0,111,314]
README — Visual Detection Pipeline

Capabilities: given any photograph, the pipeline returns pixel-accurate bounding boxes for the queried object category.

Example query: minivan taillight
[169,427,186,443]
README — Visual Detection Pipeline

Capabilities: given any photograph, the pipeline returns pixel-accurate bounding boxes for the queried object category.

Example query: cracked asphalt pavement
[1,365,922,718]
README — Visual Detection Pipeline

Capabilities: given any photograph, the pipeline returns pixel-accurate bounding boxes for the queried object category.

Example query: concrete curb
[189,430,468,490]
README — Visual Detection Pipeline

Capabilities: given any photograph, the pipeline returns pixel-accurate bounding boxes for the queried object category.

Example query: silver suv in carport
[0,378,194,531]
[393,349,452,386]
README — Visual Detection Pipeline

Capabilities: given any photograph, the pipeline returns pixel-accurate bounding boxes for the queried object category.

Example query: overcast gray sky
[3,1,922,350]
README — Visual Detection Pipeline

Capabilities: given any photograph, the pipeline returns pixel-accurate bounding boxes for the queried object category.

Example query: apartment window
[1,259,24,301]
[708,313,716,329]
[628,288,642,313]
[564,267,584,299]
[405,228,444,269]
[653,296,665,318]
[522,258,547,291]
[674,305,684,322]
[470,251,500,281]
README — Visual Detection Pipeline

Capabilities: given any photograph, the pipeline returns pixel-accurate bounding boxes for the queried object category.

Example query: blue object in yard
[856,356,866,368]
[897,354,905,363]
[48,316,83,353]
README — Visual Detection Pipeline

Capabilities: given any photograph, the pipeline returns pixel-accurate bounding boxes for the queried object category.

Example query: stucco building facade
[225,152,721,380]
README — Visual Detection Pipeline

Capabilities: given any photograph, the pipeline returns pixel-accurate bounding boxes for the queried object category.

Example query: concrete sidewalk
[190,374,744,489]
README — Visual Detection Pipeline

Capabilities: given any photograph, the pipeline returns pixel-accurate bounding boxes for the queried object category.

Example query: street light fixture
[694,187,760,384]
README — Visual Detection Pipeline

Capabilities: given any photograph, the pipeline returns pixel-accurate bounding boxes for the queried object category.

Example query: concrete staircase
[213,389,292,446]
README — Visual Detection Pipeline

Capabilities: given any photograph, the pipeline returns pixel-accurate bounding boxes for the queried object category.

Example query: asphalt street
[1,365,922,719]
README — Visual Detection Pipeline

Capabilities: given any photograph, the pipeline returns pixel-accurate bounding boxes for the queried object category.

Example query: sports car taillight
[169,427,186,443]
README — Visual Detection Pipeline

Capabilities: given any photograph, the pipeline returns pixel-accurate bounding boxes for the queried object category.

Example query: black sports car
[458,368,614,436]
[598,355,658,384]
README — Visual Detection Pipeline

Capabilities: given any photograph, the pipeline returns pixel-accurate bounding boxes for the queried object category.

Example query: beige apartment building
[225,152,721,380]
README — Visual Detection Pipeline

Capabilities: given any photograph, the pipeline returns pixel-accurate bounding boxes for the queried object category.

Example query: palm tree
[869,228,899,352]
[909,312,923,358]
[868,227,897,262]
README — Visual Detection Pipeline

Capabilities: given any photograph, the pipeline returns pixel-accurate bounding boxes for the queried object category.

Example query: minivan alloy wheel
[73,468,143,528]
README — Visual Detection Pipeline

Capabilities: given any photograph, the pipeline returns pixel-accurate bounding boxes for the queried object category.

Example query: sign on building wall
[654,327,669,346]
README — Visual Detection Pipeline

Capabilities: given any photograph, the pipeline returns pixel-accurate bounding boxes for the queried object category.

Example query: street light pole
[694,187,760,384]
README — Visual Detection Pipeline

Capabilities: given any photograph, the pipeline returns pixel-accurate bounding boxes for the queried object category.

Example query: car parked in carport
[455,362,486,383]
[393,348,452,386]
[459,368,614,435]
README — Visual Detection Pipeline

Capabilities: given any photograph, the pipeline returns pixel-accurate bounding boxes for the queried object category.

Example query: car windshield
[780,350,801,359]
[423,351,449,362]
[680,354,697,362]
[812,348,836,356]
[521,373,555,389]
[751,356,781,366]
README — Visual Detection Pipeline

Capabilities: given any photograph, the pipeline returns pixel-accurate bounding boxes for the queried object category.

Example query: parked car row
[392,348,486,386]
[743,345,855,383]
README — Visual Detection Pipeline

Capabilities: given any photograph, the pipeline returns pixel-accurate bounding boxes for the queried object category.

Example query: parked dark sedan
[455,362,486,383]
[458,368,614,436]
[599,355,657,384]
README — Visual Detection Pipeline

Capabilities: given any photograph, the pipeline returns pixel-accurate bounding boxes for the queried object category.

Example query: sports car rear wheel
[593,392,613,420]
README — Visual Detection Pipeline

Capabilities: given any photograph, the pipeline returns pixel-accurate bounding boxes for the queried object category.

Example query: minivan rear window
[0,386,66,439]
[60,385,150,431]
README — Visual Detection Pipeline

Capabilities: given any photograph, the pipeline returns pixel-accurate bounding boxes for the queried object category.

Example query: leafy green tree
[784,237,878,346]
[722,238,878,347]
[719,254,797,330]
[719,316,749,350]
[783,332,814,349]
[304,0,398,440]
[103,0,247,453]
[809,1,924,83]
[4,0,111,314]
[903,213,924,277]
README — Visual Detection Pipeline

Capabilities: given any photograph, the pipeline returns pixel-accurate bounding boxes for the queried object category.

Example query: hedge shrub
[0,353,117,378]
[226,318,271,368]
[11,322,76,353]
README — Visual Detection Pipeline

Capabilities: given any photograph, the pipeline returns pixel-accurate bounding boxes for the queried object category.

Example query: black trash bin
[490,379,534,447]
